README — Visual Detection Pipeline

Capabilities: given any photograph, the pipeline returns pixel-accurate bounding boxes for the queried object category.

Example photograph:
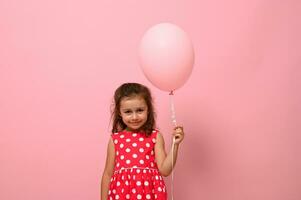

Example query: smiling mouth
[130,122,141,125]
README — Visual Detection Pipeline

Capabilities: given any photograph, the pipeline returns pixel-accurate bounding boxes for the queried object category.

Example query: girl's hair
[111,83,156,136]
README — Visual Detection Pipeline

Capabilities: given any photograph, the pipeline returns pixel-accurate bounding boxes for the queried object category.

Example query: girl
[101,83,184,200]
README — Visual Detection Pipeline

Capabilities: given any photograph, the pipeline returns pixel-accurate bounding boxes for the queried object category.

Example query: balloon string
[169,91,176,200]
[169,91,177,126]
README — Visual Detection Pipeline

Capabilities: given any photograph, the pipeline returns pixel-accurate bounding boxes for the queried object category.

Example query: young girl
[101,83,184,200]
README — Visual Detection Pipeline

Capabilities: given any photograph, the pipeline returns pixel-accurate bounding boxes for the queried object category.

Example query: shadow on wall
[165,102,235,200]
[164,118,221,199]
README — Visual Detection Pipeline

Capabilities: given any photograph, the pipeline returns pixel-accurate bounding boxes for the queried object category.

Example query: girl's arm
[155,127,184,177]
[100,137,115,200]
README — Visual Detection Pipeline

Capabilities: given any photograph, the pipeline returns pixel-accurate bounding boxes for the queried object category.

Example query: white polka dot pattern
[109,130,167,200]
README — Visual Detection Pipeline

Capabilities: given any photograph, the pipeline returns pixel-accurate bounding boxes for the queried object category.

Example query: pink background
[1,0,300,200]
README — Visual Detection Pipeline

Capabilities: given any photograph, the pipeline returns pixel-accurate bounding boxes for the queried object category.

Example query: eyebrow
[121,106,146,111]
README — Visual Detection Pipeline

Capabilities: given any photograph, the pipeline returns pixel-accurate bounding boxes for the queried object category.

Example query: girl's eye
[137,109,144,112]
[124,111,131,114]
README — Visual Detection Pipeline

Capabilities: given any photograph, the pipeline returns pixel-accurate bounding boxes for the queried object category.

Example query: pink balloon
[139,23,194,92]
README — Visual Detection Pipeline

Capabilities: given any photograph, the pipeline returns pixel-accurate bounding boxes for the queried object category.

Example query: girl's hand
[172,126,184,145]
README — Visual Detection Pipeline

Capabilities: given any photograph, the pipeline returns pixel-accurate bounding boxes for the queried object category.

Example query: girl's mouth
[130,122,142,126]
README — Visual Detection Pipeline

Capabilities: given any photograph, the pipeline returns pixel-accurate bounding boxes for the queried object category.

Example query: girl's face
[119,95,148,132]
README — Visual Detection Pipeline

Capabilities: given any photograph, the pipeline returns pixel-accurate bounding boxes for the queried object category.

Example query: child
[101,83,184,200]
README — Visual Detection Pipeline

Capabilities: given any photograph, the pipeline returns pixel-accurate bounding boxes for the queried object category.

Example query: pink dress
[108,130,167,200]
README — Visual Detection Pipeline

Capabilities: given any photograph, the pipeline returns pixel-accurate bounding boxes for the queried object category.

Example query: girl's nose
[132,112,138,119]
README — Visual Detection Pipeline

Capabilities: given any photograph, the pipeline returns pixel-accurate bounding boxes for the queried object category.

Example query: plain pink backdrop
[0,0,300,200]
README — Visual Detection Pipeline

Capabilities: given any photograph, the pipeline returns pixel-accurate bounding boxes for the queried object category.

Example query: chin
[128,125,143,131]
[129,126,142,131]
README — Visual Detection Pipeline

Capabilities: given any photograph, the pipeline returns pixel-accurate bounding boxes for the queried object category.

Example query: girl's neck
[125,127,144,133]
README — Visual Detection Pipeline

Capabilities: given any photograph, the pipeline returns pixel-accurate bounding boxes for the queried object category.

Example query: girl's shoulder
[111,131,120,136]
[150,128,162,140]
[152,129,166,142]
[110,131,121,139]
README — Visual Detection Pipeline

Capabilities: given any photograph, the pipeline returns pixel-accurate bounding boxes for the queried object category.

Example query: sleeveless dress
[108,130,167,200]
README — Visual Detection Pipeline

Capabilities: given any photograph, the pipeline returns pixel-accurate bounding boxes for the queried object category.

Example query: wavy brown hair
[110,83,156,137]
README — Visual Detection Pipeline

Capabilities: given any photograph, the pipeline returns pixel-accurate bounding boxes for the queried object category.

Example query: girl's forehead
[121,94,144,102]
[120,95,147,107]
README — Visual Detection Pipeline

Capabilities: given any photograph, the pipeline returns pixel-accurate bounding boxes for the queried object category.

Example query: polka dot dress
[108,130,167,200]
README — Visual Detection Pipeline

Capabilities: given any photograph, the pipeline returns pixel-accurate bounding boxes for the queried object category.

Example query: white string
[170,91,177,127]
[169,91,177,200]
